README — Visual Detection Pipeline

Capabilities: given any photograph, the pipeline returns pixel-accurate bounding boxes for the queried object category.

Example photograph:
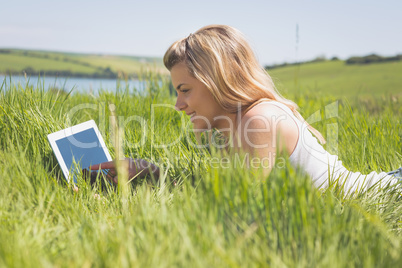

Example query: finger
[104,172,118,185]
[103,169,116,177]
[105,172,114,181]
[90,161,116,170]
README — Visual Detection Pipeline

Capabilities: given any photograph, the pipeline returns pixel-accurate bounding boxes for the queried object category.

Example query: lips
[186,112,196,121]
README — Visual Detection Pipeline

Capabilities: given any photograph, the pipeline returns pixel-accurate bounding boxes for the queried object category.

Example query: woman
[90,25,401,194]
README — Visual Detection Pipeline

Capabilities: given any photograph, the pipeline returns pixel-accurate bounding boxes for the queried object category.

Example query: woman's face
[170,62,233,131]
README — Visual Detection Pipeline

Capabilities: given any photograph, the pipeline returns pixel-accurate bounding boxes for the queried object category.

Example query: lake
[0,75,148,94]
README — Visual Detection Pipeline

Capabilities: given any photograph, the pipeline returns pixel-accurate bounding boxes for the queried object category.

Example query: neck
[216,106,246,142]
[214,111,238,138]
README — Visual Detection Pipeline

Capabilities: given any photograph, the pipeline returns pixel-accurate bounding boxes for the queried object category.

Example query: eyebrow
[176,83,185,90]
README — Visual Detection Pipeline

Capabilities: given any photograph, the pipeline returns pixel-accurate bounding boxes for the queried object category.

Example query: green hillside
[1,49,401,100]
[0,49,165,78]
[269,60,402,99]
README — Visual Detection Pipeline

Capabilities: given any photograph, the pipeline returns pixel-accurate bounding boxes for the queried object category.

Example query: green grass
[269,60,402,99]
[0,77,401,267]
[0,49,165,76]
[77,55,161,74]
[2,48,402,98]
[0,53,99,74]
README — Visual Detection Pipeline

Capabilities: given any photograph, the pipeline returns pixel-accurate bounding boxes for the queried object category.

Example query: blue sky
[1,0,401,65]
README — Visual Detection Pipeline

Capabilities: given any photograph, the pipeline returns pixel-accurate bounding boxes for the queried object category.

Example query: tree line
[4,66,120,79]
[264,53,402,70]
[345,54,402,65]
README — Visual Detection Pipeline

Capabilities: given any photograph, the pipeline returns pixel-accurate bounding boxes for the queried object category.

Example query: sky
[1,0,401,66]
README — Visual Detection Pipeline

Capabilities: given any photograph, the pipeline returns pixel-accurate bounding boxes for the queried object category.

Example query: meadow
[269,60,402,99]
[0,49,165,77]
[0,71,401,267]
[2,48,402,99]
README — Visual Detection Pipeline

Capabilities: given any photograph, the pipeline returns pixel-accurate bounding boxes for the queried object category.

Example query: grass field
[0,53,98,74]
[0,49,165,77]
[1,48,402,99]
[269,60,402,99]
[0,75,401,267]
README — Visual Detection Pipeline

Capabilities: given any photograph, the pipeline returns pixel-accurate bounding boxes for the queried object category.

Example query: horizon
[2,47,401,67]
[1,0,402,66]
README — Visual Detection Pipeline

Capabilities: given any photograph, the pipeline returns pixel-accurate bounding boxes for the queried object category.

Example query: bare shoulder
[236,102,299,155]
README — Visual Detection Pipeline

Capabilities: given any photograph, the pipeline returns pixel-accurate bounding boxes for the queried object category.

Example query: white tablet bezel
[47,120,112,183]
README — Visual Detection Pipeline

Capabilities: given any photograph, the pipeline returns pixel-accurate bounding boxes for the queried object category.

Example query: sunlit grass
[270,60,402,99]
[0,49,166,77]
[0,75,401,267]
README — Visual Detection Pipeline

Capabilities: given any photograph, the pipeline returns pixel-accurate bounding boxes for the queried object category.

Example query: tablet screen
[55,128,109,176]
[48,120,112,184]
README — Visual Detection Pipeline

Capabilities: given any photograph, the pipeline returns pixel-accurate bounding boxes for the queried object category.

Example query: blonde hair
[164,24,325,144]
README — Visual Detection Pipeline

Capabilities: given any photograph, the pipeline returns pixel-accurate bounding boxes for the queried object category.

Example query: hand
[73,169,105,193]
[89,158,159,184]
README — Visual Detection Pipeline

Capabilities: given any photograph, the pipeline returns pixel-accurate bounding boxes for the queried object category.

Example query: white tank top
[257,100,398,194]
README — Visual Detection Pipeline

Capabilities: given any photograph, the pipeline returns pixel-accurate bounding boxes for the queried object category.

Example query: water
[0,75,147,94]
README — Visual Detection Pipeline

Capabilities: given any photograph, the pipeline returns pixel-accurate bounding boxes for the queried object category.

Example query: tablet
[47,120,112,183]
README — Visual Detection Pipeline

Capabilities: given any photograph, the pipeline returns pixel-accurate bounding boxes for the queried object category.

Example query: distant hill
[268,60,402,99]
[265,54,402,70]
[0,48,165,78]
[1,49,401,100]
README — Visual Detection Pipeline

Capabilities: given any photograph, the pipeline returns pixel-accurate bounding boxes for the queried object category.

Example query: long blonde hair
[164,24,325,144]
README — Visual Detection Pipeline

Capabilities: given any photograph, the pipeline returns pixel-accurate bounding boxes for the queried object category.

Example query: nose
[174,95,187,111]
